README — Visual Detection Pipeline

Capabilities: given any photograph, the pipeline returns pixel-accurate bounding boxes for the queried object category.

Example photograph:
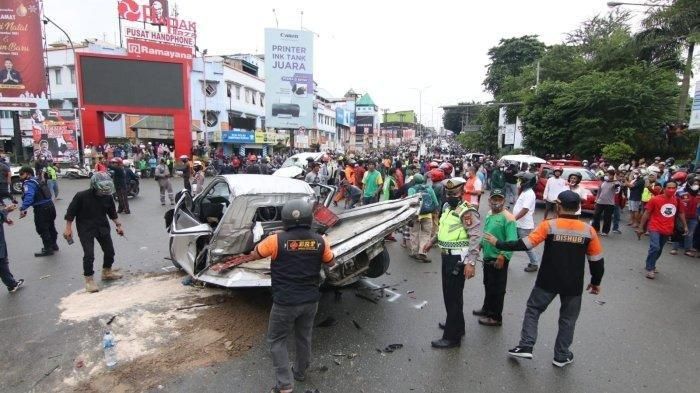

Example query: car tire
[11,178,22,194]
[365,247,390,278]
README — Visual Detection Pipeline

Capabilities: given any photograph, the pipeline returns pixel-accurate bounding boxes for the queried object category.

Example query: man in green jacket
[490,162,506,193]
[475,189,518,326]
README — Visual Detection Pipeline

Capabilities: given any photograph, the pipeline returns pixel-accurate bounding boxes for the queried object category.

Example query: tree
[442,110,462,133]
[483,36,546,97]
[602,142,635,164]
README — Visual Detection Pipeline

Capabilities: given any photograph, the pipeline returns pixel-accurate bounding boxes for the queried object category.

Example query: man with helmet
[250,199,335,393]
[64,172,125,293]
[543,167,567,220]
[192,161,205,195]
[408,174,439,262]
[514,172,541,272]
[179,155,193,192]
[108,157,130,214]
[18,166,58,257]
[423,177,481,348]
[567,171,590,216]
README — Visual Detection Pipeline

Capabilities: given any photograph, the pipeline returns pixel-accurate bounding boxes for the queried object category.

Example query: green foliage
[456,132,482,152]
[602,142,635,164]
[442,110,462,133]
[455,106,500,154]
[483,35,546,96]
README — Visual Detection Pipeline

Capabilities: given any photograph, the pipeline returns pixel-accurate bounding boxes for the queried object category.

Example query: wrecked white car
[166,174,420,288]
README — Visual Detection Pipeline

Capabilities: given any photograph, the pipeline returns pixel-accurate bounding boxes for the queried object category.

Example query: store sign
[222,130,255,143]
[118,0,195,36]
[126,38,193,60]
[255,130,266,143]
[264,28,314,129]
[356,116,374,135]
[0,0,47,102]
[125,27,194,49]
[137,129,174,139]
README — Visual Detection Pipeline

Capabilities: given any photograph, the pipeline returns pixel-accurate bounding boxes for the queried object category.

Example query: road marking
[361,279,402,302]
[413,301,428,309]
[161,266,177,272]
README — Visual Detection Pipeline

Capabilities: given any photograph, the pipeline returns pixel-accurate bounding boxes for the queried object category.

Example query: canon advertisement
[264,28,314,129]
[0,0,47,103]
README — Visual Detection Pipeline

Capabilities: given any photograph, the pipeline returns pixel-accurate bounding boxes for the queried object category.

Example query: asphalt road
[1,177,699,393]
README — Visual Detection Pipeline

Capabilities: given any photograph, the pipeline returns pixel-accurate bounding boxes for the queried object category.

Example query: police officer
[484,191,605,368]
[18,167,58,257]
[424,177,481,349]
[250,199,335,393]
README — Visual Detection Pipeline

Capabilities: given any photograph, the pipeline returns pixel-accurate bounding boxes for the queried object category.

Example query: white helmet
[193,160,202,166]
[607,166,615,172]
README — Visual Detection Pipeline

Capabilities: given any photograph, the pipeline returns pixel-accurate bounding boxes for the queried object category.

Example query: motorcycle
[112,178,140,200]
[63,164,92,179]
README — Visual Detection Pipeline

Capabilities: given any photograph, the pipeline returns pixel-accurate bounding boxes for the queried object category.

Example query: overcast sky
[44,0,655,127]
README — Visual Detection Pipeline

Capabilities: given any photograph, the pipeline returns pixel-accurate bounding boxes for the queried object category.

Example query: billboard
[79,56,185,108]
[384,110,416,124]
[690,81,700,130]
[356,116,374,135]
[23,109,79,164]
[264,28,314,129]
[0,0,47,100]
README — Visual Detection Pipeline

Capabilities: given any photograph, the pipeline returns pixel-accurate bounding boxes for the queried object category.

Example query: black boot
[431,338,461,349]
[34,249,54,257]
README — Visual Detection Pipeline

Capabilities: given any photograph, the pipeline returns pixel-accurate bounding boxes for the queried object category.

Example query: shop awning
[130,116,202,133]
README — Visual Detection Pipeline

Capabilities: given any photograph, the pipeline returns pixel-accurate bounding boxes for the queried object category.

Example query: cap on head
[557,190,581,211]
[489,188,505,200]
[443,177,466,197]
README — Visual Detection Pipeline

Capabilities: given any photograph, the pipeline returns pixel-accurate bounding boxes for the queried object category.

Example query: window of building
[69,68,75,84]
[54,69,62,85]
[260,94,264,107]
[203,82,217,97]
[0,110,12,119]
[226,83,231,98]
[251,91,256,105]
[202,111,218,127]
[235,85,241,100]
[245,88,250,103]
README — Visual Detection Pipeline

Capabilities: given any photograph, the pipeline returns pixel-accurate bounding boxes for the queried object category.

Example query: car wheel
[11,178,22,194]
[365,247,390,278]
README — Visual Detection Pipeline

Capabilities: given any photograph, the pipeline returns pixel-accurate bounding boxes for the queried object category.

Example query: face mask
[692,185,700,191]
[604,176,610,181]
[446,196,460,208]
[665,189,676,198]
[489,200,505,213]
[465,173,471,178]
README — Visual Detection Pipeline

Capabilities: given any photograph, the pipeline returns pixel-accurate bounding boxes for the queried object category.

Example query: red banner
[0,0,47,99]
[126,38,193,60]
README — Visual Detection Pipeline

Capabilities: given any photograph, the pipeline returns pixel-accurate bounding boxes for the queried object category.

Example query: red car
[534,165,601,213]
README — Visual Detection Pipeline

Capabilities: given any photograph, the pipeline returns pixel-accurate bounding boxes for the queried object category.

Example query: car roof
[291,152,323,161]
[218,174,315,196]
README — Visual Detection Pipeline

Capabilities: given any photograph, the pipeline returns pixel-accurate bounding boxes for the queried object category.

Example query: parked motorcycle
[112,178,140,200]
[63,164,92,179]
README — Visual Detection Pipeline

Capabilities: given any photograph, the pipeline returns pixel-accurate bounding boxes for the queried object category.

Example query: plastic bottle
[103,331,118,369]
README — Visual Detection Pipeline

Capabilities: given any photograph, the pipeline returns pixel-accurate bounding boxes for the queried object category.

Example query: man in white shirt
[543,167,568,220]
[513,172,541,272]
[567,171,591,216]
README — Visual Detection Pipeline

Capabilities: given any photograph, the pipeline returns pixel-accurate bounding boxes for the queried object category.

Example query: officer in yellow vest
[425,177,481,348]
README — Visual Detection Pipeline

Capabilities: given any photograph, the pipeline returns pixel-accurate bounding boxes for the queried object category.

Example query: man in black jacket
[484,191,604,368]
[108,158,129,214]
[64,172,125,293]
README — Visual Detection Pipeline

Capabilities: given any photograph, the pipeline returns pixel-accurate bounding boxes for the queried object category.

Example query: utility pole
[201,49,208,148]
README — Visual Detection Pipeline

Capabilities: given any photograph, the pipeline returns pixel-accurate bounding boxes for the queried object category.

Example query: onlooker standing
[513,172,540,272]
[361,162,383,205]
[180,155,192,193]
[304,162,322,184]
[490,162,506,193]
[485,190,604,368]
[637,180,687,279]
[0,204,23,293]
[611,171,628,234]
[353,162,365,189]
[46,161,59,201]
[567,172,591,216]
[543,167,567,220]
[148,155,157,178]
[154,158,175,206]
[463,166,482,207]
[380,167,398,202]
[671,178,699,257]
[18,167,58,257]
[108,158,130,214]
[627,169,645,228]
[0,156,14,206]
[476,189,517,326]
[192,161,205,196]
[591,168,619,236]
[504,164,518,210]
[64,173,124,293]
[407,174,438,262]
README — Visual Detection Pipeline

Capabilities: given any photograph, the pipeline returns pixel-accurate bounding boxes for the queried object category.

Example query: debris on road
[352,320,362,330]
[594,300,606,305]
[316,365,329,373]
[355,293,379,304]
[316,316,337,328]
[414,301,428,310]
[382,344,404,353]
[39,275,51,280]
[333,358,341,366]
[106,315,117,325]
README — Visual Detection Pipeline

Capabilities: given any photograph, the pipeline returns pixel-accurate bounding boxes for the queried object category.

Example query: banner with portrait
[23,109,79,164]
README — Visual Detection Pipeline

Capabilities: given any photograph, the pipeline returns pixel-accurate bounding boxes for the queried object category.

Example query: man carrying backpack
[18,167,58,257]
[408,174,439,262]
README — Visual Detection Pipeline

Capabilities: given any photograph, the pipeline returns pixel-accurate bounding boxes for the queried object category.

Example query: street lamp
[409,85,430,140]
[43,16,84,163]
[200,49,209,148]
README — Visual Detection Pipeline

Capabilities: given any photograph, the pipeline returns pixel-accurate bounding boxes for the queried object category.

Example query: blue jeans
[612,205,621,231]
[47,179,59,199]
[645,231,669,272]
[673,217,698,251]
[517,228,540,266]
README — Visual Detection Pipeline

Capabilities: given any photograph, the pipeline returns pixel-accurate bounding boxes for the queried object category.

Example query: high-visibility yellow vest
[437,202,475,249]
